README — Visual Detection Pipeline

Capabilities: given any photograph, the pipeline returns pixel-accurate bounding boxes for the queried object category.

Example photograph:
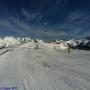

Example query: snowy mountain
[0,36,90,51]
[77,40,90,50]
[0,36,32,49]
[0,36,68,50]
[58,39,90,50]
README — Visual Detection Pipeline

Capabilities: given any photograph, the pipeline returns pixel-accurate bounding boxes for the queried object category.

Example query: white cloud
[22,8,42,23]
[0,10,90,38]
[65,10,90,25]
[58,10,90,37]
[0,17,67,37]
[0,20,12,28]
[40,30,68,36]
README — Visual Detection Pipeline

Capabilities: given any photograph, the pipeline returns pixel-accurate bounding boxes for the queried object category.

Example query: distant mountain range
[0,36,90,50]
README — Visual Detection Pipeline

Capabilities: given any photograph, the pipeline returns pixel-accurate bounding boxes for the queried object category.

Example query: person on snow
[34,40,38,49]
[67,43,71,53]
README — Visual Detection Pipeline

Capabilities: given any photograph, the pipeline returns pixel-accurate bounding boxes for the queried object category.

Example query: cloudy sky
[0,0,90,40]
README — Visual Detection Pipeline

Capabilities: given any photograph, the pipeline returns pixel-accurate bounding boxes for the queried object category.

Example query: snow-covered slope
[0,41,90,90]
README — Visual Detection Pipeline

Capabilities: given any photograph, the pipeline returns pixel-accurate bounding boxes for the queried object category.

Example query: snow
[0,36,32,48]
[0,40,90,89]
[0,36,80,50]
[0,36,20,48]
[0,36,89,50]
[0,36,90,90]
[3,36,20,47]
[0,36,68,50]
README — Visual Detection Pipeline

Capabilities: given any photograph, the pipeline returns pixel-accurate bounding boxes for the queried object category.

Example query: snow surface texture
[0,36,90,90]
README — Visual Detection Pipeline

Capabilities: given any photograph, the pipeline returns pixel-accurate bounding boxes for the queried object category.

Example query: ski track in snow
[0,43,90,90]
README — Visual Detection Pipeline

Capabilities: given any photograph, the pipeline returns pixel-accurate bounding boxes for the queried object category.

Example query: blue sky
[0,0,90,40]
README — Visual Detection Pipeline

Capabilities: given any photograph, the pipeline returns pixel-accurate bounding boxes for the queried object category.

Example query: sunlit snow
[0,36,90,90]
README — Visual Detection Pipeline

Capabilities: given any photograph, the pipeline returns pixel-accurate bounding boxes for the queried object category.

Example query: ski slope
[0,42,90,90]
